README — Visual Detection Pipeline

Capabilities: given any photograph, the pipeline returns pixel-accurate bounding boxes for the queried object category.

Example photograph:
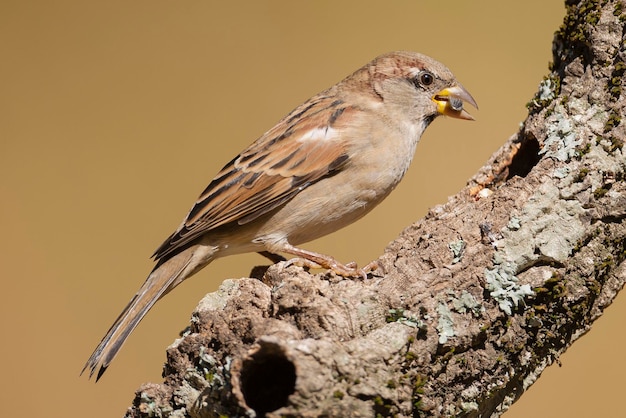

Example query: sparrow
[82,51,477,380]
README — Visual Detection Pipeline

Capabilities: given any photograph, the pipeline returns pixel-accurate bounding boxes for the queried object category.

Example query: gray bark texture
[125,1,626,417]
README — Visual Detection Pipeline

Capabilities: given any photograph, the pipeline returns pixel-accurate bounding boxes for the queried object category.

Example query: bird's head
[365,51,478,124]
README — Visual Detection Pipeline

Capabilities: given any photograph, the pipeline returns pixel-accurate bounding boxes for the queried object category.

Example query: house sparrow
[83,51,477,380]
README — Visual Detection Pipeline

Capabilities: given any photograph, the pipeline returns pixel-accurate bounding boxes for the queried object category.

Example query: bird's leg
[276,243,377,279]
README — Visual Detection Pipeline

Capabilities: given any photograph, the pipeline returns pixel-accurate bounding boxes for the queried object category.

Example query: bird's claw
[283,256,380,280]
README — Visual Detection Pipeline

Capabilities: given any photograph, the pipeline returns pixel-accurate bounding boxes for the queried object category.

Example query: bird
[82,51,477,380]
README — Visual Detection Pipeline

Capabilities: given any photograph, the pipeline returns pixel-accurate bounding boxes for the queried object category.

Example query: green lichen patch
[527,76,561,112]
[448,239,465,264]
[436,302,455,344]
[451,290,484,317]
[541,107,582,162]
[485,264,533,315]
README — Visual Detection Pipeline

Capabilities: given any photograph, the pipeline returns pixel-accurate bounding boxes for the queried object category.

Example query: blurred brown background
[1,1,623,417]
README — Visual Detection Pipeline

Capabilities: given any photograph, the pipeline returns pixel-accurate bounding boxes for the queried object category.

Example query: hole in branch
[240,342,296,415]
[506,135,541,179]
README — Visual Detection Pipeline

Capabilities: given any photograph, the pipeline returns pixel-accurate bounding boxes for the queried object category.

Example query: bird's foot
[277,244,378,279]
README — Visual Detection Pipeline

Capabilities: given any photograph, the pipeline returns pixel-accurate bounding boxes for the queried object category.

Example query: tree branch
[125,1,626,416]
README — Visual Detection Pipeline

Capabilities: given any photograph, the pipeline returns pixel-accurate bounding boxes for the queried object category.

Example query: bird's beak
[432,85,478,120]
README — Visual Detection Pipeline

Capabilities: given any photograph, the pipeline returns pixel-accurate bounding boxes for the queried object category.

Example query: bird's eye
[419,71,434,86]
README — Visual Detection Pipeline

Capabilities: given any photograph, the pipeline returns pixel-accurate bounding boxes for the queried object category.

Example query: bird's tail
[81,245,211,381]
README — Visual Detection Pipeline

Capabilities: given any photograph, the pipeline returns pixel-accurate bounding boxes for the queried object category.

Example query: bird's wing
[153,94,359,260]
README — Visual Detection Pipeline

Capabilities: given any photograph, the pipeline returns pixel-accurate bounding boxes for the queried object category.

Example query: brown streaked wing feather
[152,95,358,260]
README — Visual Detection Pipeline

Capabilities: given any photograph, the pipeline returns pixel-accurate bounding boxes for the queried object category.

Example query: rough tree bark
[125,1,626,417]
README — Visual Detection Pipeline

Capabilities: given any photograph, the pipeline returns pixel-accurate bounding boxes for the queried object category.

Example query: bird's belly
[254,171,396,247]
